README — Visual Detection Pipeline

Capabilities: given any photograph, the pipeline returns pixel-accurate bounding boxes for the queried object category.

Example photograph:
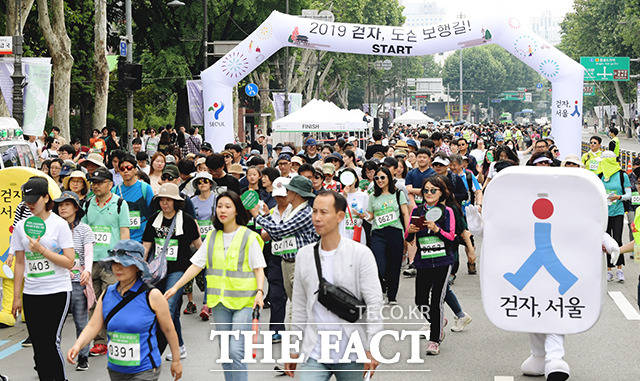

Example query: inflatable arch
[202,11,584,157]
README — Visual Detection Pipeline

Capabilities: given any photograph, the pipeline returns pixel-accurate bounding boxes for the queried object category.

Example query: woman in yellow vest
[164,191,265,381]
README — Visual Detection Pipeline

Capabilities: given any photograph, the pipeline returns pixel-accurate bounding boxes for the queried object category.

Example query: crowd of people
[3,119,637,381]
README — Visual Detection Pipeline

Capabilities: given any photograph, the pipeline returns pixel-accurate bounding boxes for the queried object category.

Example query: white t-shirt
[339,191,368,245]
[191,228,266,270]
[470,148,485,165]
[140,165,150,175]
[309,247,356,362]
[12,213,74,295]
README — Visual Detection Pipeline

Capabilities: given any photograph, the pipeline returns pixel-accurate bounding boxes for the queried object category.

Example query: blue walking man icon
[503,198,578,295]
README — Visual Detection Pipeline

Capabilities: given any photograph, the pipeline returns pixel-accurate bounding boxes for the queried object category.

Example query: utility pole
[203,0,208,70]
[458,12,464,122]
[11,0,24,127]
[126,0,134,149]
[283,0,290,116]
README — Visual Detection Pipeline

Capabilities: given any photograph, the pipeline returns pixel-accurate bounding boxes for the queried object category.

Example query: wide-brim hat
[561,155,583,167]
[102,240,151,280]
[284,175,315,198]
[53,190,85,219]
[154,182,183,201]
[62,170,89,190]
[80,153,105,168]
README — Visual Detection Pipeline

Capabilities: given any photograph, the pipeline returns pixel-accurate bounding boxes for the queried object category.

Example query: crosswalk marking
[0,342,23,360]
[608,291,640,320]
[494,377,514,381]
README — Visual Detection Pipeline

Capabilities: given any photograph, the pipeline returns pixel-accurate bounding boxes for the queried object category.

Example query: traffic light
[117,62,143,91]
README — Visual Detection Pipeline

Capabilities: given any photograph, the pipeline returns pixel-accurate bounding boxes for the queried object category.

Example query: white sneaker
[616,269,625,283]
[165,345,187,360]
[520,355,545,376]
[451,312,472,332]
[607,271,614,282]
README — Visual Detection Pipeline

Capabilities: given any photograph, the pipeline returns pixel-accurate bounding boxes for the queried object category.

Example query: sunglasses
[314,175,323,180]
[551,149,559,153]
[161,174,175,181]
[423,188,440,194]
[224,155,232,159]
[119,165,135,172]
[590,142,598,145]
[374,175,387,181]
[195,179,211,186]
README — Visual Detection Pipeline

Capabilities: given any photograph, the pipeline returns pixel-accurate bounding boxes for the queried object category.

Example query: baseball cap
[165,154,176,164]
[200,142,213,151]
[22,177,49,204]
[162,165,180,179]
[88,167,113,182]
[291,156,304,165]
[277,153,292,164]
[281,146,294,155]
[322,162,336,175]
[250,149,261,156]
[272,177,291,197]
[305,138,317,146]
[406,139,418,149]
[432,156,450,166]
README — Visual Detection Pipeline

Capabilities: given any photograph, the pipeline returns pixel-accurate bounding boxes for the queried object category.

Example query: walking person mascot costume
[477,166,612,381]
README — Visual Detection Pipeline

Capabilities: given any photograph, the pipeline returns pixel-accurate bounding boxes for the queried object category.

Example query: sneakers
[200,306,211,321]
[272,333,282,344]
[21,336,32,347]
[607,271,614,282]
[76,356,89,371]
[426,341,440,355]
[520,355,545,376]
[386,299,398,305]
[451,313,472,332]
[467,262,477,274]
[165,345,187,360]
[403,264,417,277]
[448,274,456,286]
[183,301,197,314]
[89,343,107,357]
[0,374,8,381]
[616,269,625,283]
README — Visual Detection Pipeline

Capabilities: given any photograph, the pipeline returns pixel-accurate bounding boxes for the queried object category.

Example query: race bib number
[589,160,599,171]
[129,211,141,230]
[418,236,447,259]
[374,207,397,228]
[155,238,179,261]
[272,236,297,256]
[26,251,54,278]
[108,332,141,366]
[632,192,640,206]
[345,215,355,230]
[198,220,214,238]
[92,226,112,246]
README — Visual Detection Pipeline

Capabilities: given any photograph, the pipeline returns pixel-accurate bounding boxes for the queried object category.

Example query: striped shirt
[12,202,32,228]
[71,223,95,282]
[256,203,318,260]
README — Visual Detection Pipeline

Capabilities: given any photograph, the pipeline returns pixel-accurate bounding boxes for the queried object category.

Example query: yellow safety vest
[612,137,620,157]
[205,226,264,310]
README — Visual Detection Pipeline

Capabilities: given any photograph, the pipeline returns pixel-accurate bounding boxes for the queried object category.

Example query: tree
[93,0,108,131]
[36,0,73,140]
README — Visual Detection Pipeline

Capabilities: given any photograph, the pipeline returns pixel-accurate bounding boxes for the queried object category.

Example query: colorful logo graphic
[508,17,521,30]
[208,102,224,120]
[571,100,581,117]
[221,51,249,79]
[513,35,538,59]
[288,27,309,44]
[539,59,560,80]
[503,197,578,295]
[255,24,273,41]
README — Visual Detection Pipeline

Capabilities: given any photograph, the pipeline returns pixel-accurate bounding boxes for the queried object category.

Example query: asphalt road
[1,237,639,380]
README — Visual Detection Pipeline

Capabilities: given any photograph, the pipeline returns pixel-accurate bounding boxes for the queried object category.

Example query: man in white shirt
[285,190,382,379]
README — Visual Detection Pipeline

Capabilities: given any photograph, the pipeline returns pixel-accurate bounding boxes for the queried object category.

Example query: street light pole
[283,0,290,116]
[126,0,134,149]
[202,0,207,70]
[459,49,463,121]
[11,0,24,127]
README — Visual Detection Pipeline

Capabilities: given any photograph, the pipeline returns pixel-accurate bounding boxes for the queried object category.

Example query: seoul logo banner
[480,167,607,334]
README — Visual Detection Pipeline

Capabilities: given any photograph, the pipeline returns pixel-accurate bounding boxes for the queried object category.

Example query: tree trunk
[250,68,271,131]
[93,0,109,131]
[613,81,631,137]
[36,0,74,141]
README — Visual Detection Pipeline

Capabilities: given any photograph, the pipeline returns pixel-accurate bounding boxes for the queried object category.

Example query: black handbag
[313,242,366,323]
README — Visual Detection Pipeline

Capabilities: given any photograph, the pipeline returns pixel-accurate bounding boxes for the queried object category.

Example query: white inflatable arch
[202,11,584,157]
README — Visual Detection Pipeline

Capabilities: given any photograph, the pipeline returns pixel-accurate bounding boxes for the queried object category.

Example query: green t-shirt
[367,191,407,231]
[81,194,131,261]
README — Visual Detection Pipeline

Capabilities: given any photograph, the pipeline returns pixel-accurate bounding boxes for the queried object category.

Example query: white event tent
[393,109,435,125]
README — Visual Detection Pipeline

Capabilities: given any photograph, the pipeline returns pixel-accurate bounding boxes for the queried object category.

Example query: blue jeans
[298,358,364,381]
[370,227,404,301]
[70,282,89,358]
[162,271,185,347]
[211,304,252,381]
[444,284,465,319]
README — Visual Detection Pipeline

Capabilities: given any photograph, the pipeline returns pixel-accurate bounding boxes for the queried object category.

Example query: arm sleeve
[11,223,25,252]
[83,243,94,272]
[621,173,632,201]
[399,189,408,205]
[248,239,266,269]
[437,207,456,242]
[609,141,616,151]
[190,238,208,268]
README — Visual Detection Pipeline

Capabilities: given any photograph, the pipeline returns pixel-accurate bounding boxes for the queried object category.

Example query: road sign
[245,83,259,97]
[119,41,127,57]
[580,56,630,81]
[536,83,543,90]
[524,93,532,102]
[381,59,393,70]
[583,82,595,96]
[0,37,12,55]
[500,91,525,101]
